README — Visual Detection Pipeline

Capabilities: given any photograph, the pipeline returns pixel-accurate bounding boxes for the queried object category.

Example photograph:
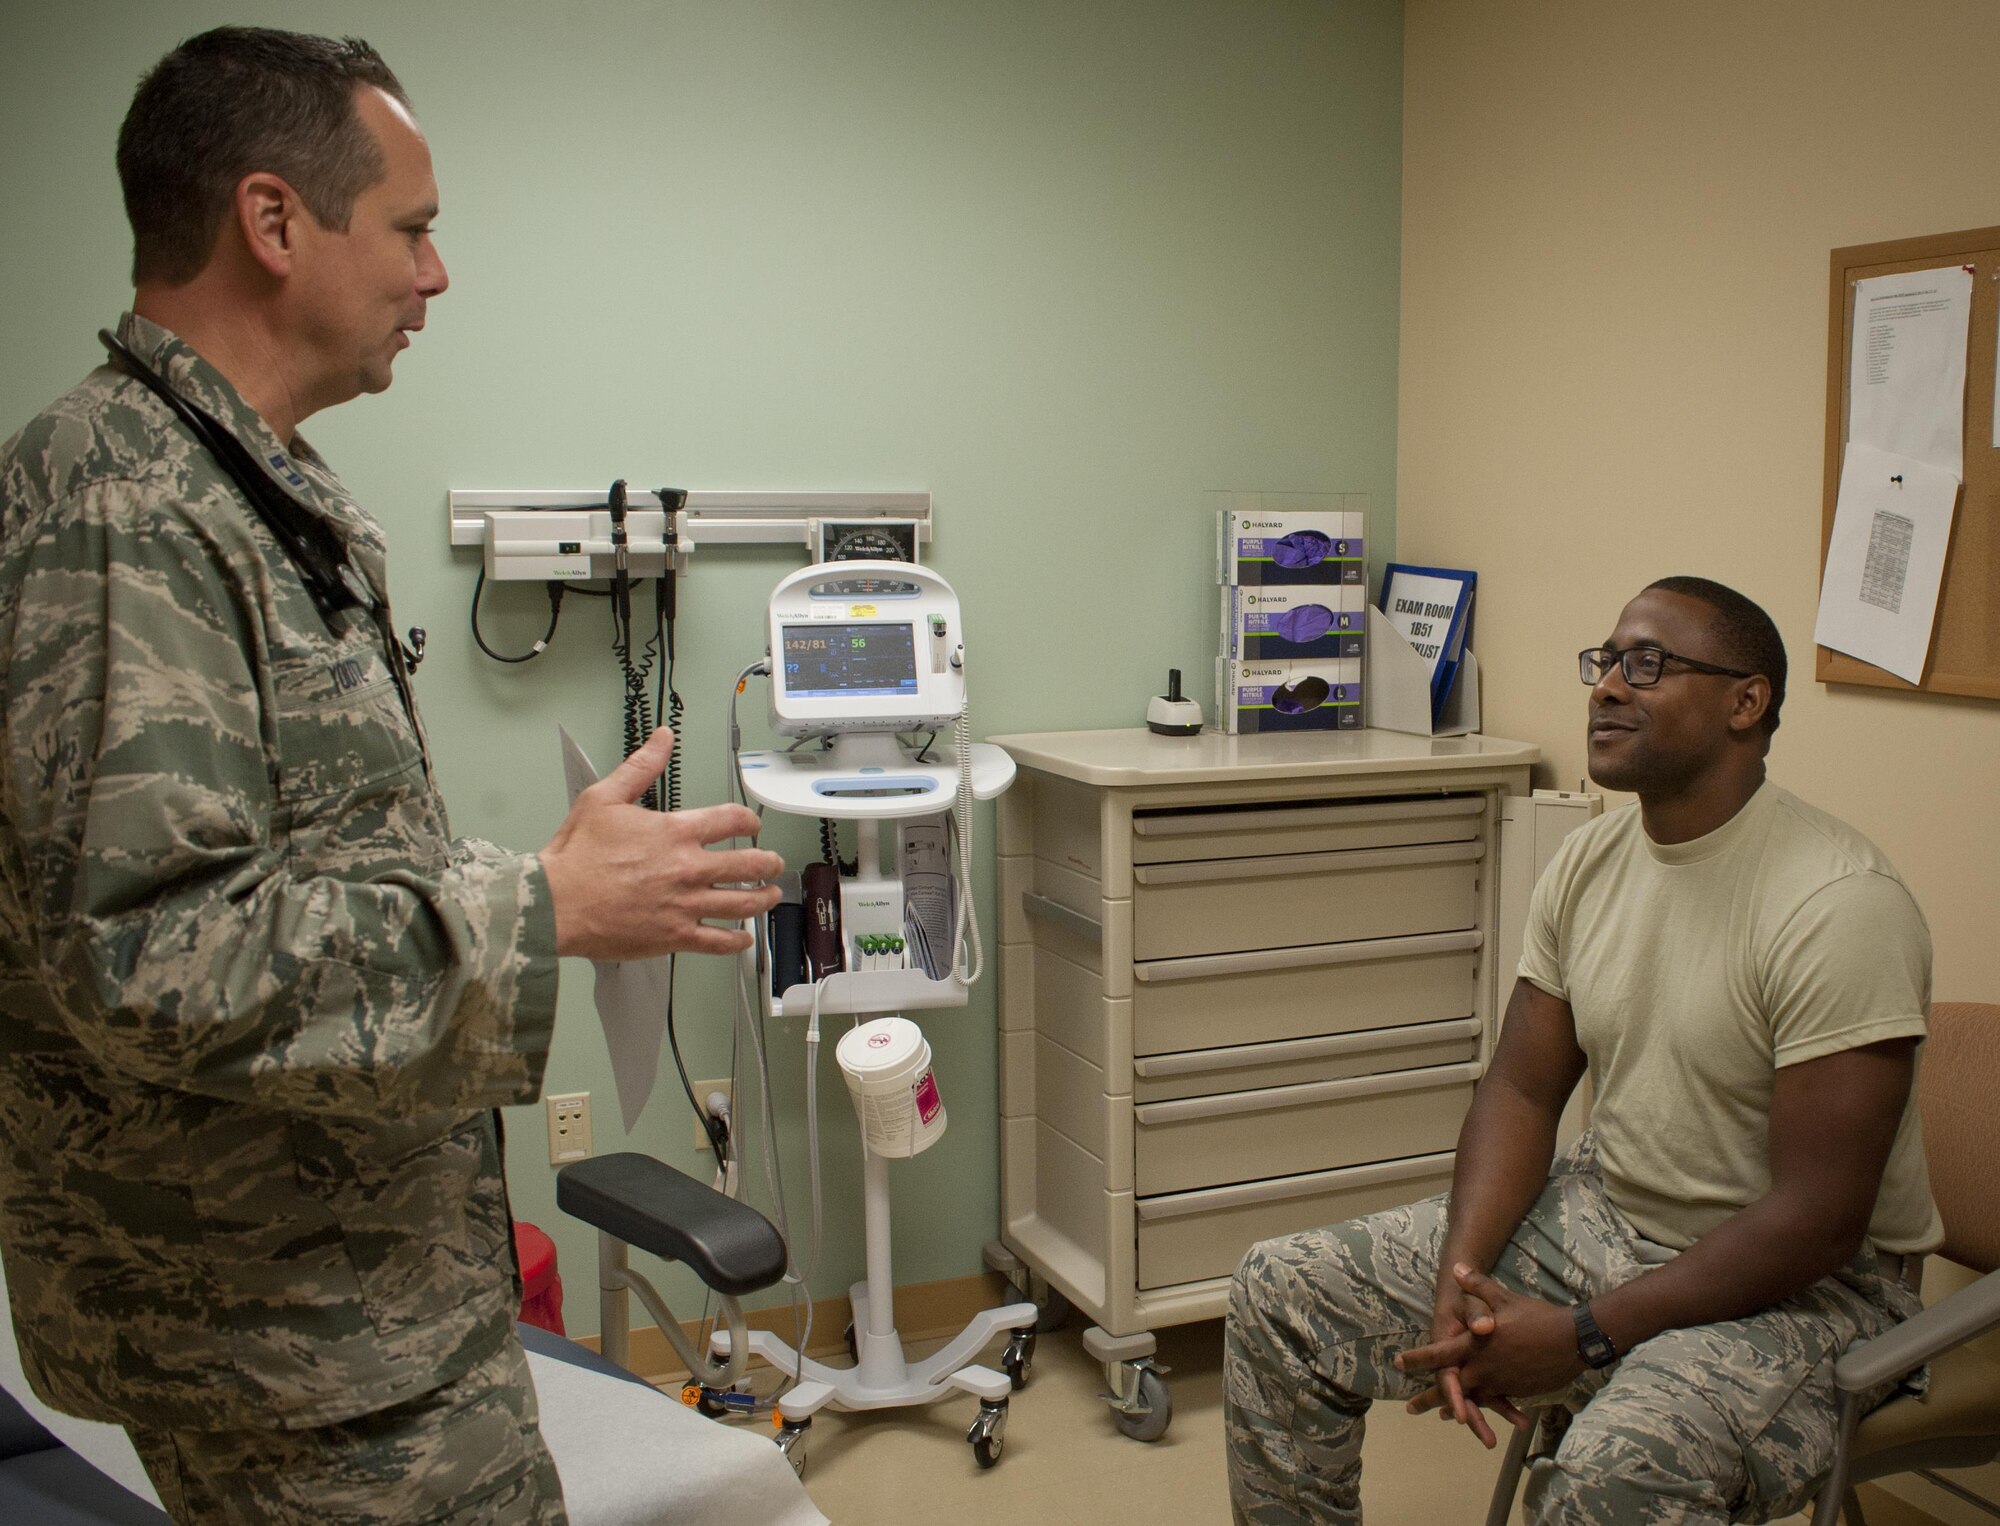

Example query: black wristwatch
[1572,1301,1618,1369]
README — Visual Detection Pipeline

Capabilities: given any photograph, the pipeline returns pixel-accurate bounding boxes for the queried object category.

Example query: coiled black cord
[818,816,856,875]
[660,577,683,811]
[611,588,658,809]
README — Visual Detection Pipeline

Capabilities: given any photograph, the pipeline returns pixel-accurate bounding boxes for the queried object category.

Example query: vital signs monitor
[768,562,965,738]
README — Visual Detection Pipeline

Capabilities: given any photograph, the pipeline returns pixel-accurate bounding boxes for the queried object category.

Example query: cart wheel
[1112,1368,1173,1443]
[1001,1329,1036,1391]
[966,1398,1008,1468]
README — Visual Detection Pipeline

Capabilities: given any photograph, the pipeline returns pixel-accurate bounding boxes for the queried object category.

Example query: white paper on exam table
[1848,266,1972,477]
[526,1349,828,1526]
[560,727,668,1131]
[1812,442,1959,685]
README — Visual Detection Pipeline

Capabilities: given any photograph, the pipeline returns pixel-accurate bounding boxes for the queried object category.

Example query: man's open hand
[539,729,784,960]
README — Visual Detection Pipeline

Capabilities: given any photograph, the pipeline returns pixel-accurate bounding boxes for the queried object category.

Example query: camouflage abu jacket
[0,313,559,1431]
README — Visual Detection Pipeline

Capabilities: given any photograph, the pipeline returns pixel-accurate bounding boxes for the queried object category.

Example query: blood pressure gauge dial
[814,520,919,564]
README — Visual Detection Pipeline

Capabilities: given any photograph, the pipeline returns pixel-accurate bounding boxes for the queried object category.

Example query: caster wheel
[966,1399,1008,1468]
[1033,1283,1072,1334]
[1001,1330,1036,1391]
[1112,1368,1172,1443]
[696,1392,729,1419]
[775,1417,812,1474]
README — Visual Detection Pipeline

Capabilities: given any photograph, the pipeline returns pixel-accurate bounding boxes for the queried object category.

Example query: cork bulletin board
[1821,225,2000,699]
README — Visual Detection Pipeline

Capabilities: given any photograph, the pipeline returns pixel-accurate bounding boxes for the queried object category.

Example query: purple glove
[1272,530,1335,569]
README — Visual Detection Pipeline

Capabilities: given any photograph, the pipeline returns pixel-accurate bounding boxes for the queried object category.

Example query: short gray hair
[118,26,410,285]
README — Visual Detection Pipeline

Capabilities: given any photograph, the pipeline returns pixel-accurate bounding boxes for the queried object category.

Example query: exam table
[0,1297,826,1526]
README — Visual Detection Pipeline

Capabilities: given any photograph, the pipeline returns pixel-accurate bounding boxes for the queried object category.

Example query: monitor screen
[781,622,919,699]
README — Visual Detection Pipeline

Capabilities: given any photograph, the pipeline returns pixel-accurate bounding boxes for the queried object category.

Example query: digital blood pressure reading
[782,622,919,698]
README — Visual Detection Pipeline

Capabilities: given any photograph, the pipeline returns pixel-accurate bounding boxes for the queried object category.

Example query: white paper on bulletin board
[1813,441,1959,684]
[1849,266,1971,477]
[1992,294,2000,448]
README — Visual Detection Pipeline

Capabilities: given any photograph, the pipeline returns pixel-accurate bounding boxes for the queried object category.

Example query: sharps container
[835,1017,946,1158]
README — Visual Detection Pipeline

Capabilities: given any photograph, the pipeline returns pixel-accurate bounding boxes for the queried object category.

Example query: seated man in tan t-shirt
[1223,575,1938,1525]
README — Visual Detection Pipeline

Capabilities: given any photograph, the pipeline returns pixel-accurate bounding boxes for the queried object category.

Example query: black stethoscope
[98,330,425,671]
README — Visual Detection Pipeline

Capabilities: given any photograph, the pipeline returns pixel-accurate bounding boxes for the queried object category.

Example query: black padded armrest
[557,1153,787,1297]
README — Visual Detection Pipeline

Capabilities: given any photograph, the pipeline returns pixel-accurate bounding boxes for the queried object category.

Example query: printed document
[1848,266,1972,477]
[560,727,671,1130]
[1813,441,1958,684]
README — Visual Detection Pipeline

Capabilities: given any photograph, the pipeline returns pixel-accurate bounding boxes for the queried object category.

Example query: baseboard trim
[570,1270,1019,1386]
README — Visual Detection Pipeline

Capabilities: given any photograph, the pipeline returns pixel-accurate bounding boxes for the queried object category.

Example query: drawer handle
[1133,795,1484,839]
[1136,1151,1457,1221]
[1133,1060,1483,1125]
[1132,839,1483,887]
[1132,1017,1481,1078]
[1134,929,1481,984]
[1021,891,1102,946]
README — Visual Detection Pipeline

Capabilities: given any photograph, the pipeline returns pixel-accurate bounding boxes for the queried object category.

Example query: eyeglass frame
[1578,644,1757,688]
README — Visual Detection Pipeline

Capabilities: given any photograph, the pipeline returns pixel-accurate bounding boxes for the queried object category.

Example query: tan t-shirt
[1519,781,1941,1255]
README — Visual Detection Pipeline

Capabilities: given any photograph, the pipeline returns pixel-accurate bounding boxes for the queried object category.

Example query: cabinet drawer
[1131,842,1481,961]
[1135,1152,1455,1290]
[1132,1017,1480,1103]
[1133,1062,1478,1196]
[1132,795,1483,865]
[1132,930,1479,1055]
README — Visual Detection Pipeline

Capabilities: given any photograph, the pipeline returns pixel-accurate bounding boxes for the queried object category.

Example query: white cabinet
[987,727,1537,1410]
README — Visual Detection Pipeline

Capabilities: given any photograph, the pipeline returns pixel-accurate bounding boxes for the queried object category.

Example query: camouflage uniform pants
[128,1334,568,1525]
[1224,1136,1919,1524]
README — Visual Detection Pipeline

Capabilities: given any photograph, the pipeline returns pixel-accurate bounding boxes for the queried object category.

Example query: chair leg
[1484,1416,1536,1526]
[1809,1392,1863,1524]
[1842,1488,1867,1526]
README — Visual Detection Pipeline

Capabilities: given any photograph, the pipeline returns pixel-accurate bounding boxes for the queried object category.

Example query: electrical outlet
[546,1092,591,1166]
[692,1079,733,1153]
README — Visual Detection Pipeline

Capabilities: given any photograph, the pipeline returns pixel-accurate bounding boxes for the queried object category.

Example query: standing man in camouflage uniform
[0,26,783,1524]
[1225,578,1940,1524]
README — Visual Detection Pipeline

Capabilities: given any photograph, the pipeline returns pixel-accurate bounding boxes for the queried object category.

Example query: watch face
[1573,1304,1617,1368]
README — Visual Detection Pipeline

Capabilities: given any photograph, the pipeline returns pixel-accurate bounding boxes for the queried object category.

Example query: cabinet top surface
[984,727,1540,787]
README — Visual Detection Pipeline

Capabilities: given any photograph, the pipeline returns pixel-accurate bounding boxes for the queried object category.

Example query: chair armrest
[1834,1266,2000,1392]
[556,1153,787,1297]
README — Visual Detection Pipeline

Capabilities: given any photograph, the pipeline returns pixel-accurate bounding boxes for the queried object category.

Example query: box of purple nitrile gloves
[1215,500,1366,588]
[1221,583,1367,661]
[1215,657,1363,734]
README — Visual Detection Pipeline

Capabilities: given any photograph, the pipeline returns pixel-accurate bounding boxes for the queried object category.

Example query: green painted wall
[1,1,1403,1335]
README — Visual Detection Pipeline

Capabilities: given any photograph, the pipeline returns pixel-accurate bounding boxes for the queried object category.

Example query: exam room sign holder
[1820,225,2000,701]
[1363,606,1480,737]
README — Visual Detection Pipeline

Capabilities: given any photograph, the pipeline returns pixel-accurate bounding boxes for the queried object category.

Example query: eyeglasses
[1578,645,1755,688]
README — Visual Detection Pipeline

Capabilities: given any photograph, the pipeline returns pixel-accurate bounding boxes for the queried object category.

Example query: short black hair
[1645,575,1788,735]
[118,26,409,286]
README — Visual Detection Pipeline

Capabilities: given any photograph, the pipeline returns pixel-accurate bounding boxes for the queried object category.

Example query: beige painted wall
[1399,0,2000,1002]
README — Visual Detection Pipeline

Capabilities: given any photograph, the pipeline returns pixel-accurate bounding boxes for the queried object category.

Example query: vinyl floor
[685,1316,1934,1525]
